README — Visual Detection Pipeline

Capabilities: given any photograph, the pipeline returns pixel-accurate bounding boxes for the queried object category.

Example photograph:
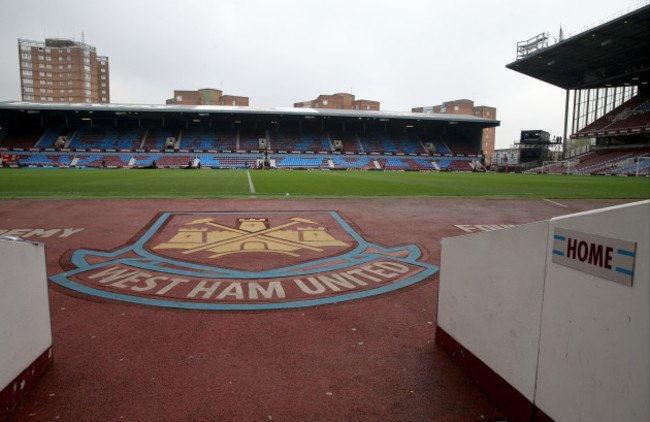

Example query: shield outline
[49,211,439,310]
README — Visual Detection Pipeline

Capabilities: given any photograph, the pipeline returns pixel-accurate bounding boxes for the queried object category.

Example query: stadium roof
[506,4,650,90]
[0,101,499,128]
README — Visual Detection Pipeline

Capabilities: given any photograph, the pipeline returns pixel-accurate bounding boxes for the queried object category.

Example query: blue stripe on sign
[617,249,635,257]
[552,250,564,256]
[553,235,566,241]
[615,267,633,276]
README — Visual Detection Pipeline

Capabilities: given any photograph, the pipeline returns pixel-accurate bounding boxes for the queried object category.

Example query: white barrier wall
[536,202,649,421]
[437,200,649,422]
[438,221,548,408]
[0,237,53,421]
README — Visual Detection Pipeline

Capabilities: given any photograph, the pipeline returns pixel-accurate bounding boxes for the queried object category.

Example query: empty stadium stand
[0,127,43,149]
[273,155,328,169]
[331,156,375,170]
[574,93,650,138]
[69,126,146,150]
[143,129,175,150]
[528,147,650,176]
[179,129,237,151]
[0,109,495,173]
[269,130,330,152]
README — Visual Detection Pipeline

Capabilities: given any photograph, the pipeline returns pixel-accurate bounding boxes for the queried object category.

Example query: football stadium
[1,3,649,422]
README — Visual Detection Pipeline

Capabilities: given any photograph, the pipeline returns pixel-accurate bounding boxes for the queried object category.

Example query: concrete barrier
[0,237,53,421]
[436,200,649,422]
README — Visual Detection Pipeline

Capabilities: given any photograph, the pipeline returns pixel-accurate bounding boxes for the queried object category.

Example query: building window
[176,95,183,101]
[24,95,34,101]
[23,78,33,85]
[21,53,31,60]
[22,69,33,76]
[23,86,33,93]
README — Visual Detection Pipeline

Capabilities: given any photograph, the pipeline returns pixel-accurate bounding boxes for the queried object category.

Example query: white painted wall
[438,200,649,422]
[438,221,548,402]
[536,201,650,422]
[0,237,52,390]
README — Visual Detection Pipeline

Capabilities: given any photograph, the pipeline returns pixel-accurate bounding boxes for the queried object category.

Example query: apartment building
[18,38,110,104]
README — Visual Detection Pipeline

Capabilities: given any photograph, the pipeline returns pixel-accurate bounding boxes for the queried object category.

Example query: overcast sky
[0,0,644,148]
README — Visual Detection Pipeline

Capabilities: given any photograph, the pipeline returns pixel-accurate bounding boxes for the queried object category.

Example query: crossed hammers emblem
[180,217,326,255]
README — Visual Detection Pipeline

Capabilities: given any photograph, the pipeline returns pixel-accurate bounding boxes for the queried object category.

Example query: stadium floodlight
[516,32,549,59]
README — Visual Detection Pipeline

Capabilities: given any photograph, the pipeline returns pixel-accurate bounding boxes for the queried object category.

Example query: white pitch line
[247,170,256,194]
[543,198,568,208]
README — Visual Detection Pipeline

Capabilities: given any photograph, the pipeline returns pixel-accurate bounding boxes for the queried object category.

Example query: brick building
[18,38,110,104]
[294,93,380,111]
[413,99,497,164]
[166,88,249,106]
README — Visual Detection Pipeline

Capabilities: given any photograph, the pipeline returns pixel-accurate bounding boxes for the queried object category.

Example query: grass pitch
[0,168,648,199]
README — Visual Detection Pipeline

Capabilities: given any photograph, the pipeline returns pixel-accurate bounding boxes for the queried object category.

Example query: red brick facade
[294,93,380,111]
[166,88,249,106]
[18,38,110,104]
